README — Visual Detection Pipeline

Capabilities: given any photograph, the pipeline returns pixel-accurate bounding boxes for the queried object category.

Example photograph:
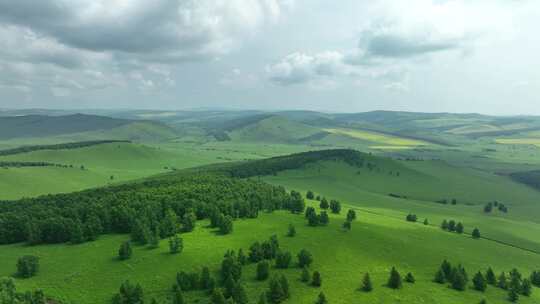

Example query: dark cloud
[365,34,460,58]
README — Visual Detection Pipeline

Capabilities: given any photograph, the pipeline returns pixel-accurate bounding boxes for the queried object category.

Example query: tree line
[0,140,130,156]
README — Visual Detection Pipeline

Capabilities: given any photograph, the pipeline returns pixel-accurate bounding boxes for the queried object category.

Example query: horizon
[0,1,538,115]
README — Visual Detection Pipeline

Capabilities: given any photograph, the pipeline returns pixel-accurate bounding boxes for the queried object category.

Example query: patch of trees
[388,193,408,199]
[440,219,464,234]
[0,161,61,168]
[0,277,52,304]
[16,255,39,278]
[484,201,508,213]
[435,198,457,205]
[0,174,297,245]
[0,140,130,156]
[434,260,468,291]
[405,214,418,222]
[223,149,369,178]
[112,280,143,304]
[305,207,329,227]
[510,170,540,191]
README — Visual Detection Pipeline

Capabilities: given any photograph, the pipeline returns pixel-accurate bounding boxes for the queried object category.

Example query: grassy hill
[1,150,540,303]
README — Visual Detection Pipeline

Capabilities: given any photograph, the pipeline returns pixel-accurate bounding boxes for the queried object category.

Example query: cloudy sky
[0,0,538,114]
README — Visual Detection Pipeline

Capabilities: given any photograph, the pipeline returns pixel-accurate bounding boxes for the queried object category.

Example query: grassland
[323,128,430,147]
[2,205,540,304]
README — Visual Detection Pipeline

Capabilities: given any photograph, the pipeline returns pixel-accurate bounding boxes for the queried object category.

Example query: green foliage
[318,211,329,226]
[182,212,197,232]
[275,251,292,269]
[16,255,39,278]
[112,280,143,304]
[473,272,487,292]
[118,242,132,260]
[346,209,356,222]
[455,222,464,234]
[211,289,227,304]
[387,267,402,289]
[472,228,481,239]
[169,235,183,254]
[257,261,270,281]
[221,252,242,282]
[306,190,314,200]
[301,267,310,283]
[267,275,289,304]
[297,249,313,268]
[232,284,249,304]
[319,198,329,210]
[406,214,417,222]
[485,267,496,285]
[315,292,328,304]
[172,290,184,304]
[287,224,296,237]
[219,216,234,235]
[329,199,341,214]
[312,271,322,287]
[342,221,351,231]
[362,273,373,292]
[405,272,415,283]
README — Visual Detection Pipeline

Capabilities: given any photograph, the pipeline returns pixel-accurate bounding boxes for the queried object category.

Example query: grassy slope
[228,116,322,143]
[1,208,540,304]
[263,159,540,253]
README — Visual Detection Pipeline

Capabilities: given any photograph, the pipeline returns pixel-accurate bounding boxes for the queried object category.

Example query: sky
[0,0,538,115]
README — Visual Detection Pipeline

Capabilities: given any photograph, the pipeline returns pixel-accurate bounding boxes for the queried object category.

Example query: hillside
[1,149,540,304]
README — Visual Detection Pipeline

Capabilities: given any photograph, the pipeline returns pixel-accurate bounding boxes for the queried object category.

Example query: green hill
[1,149,540,304]
[227,116,322,143]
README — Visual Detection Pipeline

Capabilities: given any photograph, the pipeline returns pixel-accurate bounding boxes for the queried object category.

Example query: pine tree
[441,260,452,278]
[301,267,310,283]
[279,275,290,298]
[257,261,270,281]
[182,212,197,232]
[330,199,341,214]
[531,270,540,287]
[498,272,508,290]
[297,249,313,268]
[434,269,446,284]
[118,241,132,260]
[219,215,234,234]
[485,267,496,285]
[448,220,456,232]
[342,221,351,231]
[201,267,212,289]
[173,290,184,304]
[320,198,329,210]
[312,271,322,287]
[148,229,159,249]
[405,272,415,283]
[346,209,356,222]
[306,190,315,200]
[423,218,429,225]
[275,251,292,269]
[472,228,481,239]
[287,224,296,237]
[319,211,329,225]
[238,249,247,265]
[455,222,464,234]
[258,292,268,304]
[315,292,328,304]
[508,288,519,302]
[268,276,285,304]
[232,284,249,304]
[211,289,227,304]
[362,273,373,292]
[473,272,487,292]
[441,219,449,230]
[169,235,183,254]
[224,275,236,298]
[522,278,532,296]
[387,267,402,289]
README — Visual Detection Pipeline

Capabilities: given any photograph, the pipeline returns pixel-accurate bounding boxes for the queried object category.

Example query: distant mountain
[0,113,177,142]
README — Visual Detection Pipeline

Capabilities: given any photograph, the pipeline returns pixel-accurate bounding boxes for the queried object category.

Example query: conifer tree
[148,229,159,249]
[485,267,496,285]
[405,272,415,283]
[319,211,329,226]
[211,289,227,304]
[257,261,270,281]
[301,267,310,283]
[455,222,464,234]
[423,218,429,225]
[201,267,212,289]
[223,275,236,299]
[346,209,356,222]
[473,272,487,292]
[287,224,296,237]
[472,228,481,239]
[312,271,322,287]
[297,249,313,268]
[258,292,268,304]
[315,292,328,304]
[522,278,532,296]
[169,235,183,254]
[434,269,446,284]
[268,276,286,304]
[387,267,402,289]
[232,284,249,304]
[70,220,85,244]
[441,220,449,230]
[279,275,290,298]
[320,198,329,210]
[173,290,184,304]
[118,241,132,260]
[498,272,508,290]
[362,273,373,291]
[508,288,519,302]
[342,221,351,231]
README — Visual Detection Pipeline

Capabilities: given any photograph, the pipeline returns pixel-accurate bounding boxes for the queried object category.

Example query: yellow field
[324,128,429,146]
[496,138,540,147]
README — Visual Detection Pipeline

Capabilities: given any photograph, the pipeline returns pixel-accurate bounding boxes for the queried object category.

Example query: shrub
[17,255,39,278]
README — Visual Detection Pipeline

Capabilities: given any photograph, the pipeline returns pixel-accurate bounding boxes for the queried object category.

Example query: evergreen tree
[387,267,402,289]
[473,272,487,292]
[70,220,85,244]
[148,229,159,249]
[320,198,329,210]
[315,292,328,304]
[305,207,316,218]
[485,267,496,285]
[118,241,132,260]
[219,216,234,235]
[238,249,247,265]
[312,271,322,287]
[434,269,446,284]
[472,228,481,239]
[318,211,329,226]
[451,270,467,291]
[257,261,270,281]
[498,272,508,290]
[182,212,197,232]
[362,273,373,292]
[441,260,452,278]
[221,255,242,281]
[223,275,236,299]
[16,255,40,278]
[279,275,290,298]
[405,272,415,283]
[112,280,143,304]
[297,249,313,268]
[289,190,305,214]
[275,251,292,269]
[306,190,315,200]
[531,271,540,287]
[169,235,183,254]
[287,224,296,237]
[330,200,341,214]
[342,221,351,231]
[441,219,449,230]
[522,278,532,296]
[131,219,150,245]
[160,209,178,238]
[448,220,456,232]
[267,276,286,304]
[423,218,429,225]
[211,289,227,304]
[172,290,184,304]
[508,288,519,302]
[232,284,249,304]
[301,267,311,283]
[308,211,319,227]
[200,267,212,289]
[455,222,464,234]
[346,209,356,222]
[258,292,268,304]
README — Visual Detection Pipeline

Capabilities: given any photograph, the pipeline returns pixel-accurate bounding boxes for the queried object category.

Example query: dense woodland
[0,173,303,245]
[0,140,130,156]
[223,149,370,178]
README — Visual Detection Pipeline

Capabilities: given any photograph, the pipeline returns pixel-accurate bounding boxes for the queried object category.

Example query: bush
[297,249,313,268]
[257,261,270,281]
[118,242,132,260]
[16,255,39,278]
